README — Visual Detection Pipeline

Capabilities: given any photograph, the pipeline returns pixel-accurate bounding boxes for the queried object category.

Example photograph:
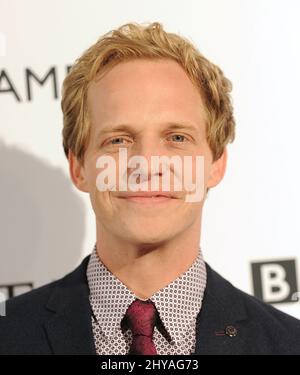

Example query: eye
[106,136,132,146]
[167,134,187,143]
[111,137,126,144]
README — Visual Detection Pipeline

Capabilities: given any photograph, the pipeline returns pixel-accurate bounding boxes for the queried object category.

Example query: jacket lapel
[193,263,248,355]
[44,257,96,355]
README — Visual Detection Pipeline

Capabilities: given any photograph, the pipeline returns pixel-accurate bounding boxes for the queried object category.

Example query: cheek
[200,147,213,186]
[203,161,212,186]
[82,162,109,210]
[89,191,112,222]
[94,190,109,206]
[82,156,97,187]
[93,191,120,219]
[189,153,212,191]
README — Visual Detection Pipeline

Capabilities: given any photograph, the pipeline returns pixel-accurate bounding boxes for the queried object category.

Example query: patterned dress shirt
[86,243,207,355]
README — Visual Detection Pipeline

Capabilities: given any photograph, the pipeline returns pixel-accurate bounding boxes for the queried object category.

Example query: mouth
[116,192,178,204]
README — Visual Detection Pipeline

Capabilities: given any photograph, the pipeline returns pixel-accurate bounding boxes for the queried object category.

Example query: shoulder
[1,255,90,317]
[0,255,90,354]
[205,263,300,354]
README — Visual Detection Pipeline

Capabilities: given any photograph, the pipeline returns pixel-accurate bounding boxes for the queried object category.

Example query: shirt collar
[87,243,207,345]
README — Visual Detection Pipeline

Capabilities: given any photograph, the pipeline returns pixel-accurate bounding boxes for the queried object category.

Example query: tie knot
[124,299,158,337]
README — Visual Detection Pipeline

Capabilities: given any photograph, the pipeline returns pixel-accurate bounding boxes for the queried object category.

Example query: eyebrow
[96,122,200,138]
[165,122,199,132]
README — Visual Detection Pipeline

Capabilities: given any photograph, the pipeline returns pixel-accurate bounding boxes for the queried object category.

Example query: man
[0,22,299,355]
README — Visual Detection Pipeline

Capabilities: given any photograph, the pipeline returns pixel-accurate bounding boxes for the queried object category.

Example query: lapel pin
[225,325,238,337]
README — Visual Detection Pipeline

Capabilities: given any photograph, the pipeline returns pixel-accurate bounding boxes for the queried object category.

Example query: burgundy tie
[123,298,158,355]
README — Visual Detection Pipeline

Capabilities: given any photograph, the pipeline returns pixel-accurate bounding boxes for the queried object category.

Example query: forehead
[87,58,206,130]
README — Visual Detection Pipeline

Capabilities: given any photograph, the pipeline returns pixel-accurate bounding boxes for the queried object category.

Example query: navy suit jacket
[0,255,299,355]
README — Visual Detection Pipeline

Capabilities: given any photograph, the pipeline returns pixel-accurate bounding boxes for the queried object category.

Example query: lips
[116,191,178,203]
[117,191,177,199]
[119,191,175,198]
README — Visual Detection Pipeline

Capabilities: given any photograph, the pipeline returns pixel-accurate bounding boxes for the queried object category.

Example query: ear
[207,148,227,189]
[68,149,89,193]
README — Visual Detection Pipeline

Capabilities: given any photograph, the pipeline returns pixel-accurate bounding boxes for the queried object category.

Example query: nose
[128,134,177,185]
[128,136,164,184]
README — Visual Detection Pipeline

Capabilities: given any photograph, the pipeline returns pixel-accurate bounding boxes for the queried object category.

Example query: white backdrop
[1,0,299,319]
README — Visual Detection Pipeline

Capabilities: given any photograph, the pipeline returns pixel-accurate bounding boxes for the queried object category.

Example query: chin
[127,227,174,245]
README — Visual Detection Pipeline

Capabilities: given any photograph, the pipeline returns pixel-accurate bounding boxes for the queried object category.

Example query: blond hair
[61,22,235,164]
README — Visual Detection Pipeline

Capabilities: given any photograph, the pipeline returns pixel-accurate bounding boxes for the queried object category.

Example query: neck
[95,216,202,300]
